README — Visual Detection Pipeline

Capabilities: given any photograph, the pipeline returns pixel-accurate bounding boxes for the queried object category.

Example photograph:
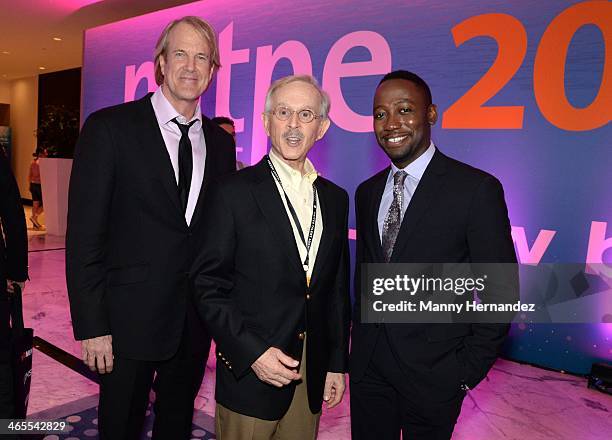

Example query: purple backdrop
[82,0,611,373]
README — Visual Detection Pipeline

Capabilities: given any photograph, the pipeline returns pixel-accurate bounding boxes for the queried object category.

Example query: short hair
[211,116,235,127]
[264,75,330,119]
[154,16,221,86]
[378,70,432,105]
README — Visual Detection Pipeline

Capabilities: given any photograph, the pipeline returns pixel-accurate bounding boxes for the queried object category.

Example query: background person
[212,116,246,170]
[28,150,45,230]
[0,151,28,420]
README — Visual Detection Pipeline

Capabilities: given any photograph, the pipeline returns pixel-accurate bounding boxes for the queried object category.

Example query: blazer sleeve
[327,189,350,372]
[0,153,28,282]
[352,184,365,326]
[191,180,269,378]
[65,112,115,340]
[460,175,519,388]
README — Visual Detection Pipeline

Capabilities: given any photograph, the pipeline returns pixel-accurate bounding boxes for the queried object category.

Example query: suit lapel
[308,177,335,288]
[251,160,305,276]
[201,116,220,190]
[390,150,447,261]
[134,94,183,215]
[369,167,389,262]
[190,117,228,228]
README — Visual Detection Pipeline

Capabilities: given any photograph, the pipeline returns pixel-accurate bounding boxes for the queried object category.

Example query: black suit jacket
[0,152,28,362]
[192,158,350,420]
[0,152,28,285]
[350,149,518,404]
[66,93,235,361]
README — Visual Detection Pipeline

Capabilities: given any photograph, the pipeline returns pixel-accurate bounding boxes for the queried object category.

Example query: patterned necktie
[171,118,197,214]
[382,170,408,262]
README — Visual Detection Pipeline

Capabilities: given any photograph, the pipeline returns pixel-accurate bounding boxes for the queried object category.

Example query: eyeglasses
[269,106,322,123]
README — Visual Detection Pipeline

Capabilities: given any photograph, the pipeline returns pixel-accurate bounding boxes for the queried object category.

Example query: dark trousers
[0,362,17,440]
[98,326,208,440]
[0,282,15,419]
[350,330,463,440]
[0,362,14,419]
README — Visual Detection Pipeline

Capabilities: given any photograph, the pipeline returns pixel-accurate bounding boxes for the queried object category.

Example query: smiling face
[373,78,437,168]
[159,22,214,117]
[263,80,330,172]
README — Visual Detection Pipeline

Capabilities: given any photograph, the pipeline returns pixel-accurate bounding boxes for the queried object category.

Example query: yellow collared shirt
[269,149,323,281]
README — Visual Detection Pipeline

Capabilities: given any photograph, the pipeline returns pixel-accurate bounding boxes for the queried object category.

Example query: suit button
[306,294,311,300]
[298,332,305,340]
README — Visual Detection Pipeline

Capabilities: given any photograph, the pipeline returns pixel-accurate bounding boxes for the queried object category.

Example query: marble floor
[21,232,612,439]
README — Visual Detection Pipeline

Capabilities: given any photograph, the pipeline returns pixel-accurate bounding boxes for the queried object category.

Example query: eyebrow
[172,49,209,56]
[385,99,415,105]
[373,98,416,109]
[275,103,316,110]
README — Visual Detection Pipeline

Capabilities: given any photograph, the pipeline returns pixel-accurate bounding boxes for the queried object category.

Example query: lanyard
[266,155,317,273]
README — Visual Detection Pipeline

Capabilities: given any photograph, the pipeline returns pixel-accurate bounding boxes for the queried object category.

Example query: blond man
[67,16,236,439]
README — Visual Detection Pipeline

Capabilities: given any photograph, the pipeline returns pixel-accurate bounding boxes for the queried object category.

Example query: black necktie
[171,118,197,214]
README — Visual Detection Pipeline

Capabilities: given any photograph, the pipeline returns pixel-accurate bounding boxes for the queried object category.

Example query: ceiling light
[53,37,62,41]
[39,67,46,70]
[1,51,9,55]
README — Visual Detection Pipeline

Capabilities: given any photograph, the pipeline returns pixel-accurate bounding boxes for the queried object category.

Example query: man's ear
[427,104,438,126]
[159,54,167,78]
[262,112,271,137]
[316,117,331,141]
[206,65,215,86]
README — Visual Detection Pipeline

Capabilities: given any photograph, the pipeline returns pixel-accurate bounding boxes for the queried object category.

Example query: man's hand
[252,347,301,387]
[81,335,114,374]
[323,372,345,408]
[6,280,25,294]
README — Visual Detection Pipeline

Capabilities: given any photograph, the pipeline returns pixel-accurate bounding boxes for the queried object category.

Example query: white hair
[264,75,330,118]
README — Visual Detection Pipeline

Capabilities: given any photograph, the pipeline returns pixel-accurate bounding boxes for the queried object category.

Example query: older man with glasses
[192,75,350,439]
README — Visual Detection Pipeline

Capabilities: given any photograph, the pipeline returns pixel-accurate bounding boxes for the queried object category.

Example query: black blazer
[192,159,350,420]
[0,152,28,285]
[0,152,28,361]
[350,149,518,404]
[66,93,236,361]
